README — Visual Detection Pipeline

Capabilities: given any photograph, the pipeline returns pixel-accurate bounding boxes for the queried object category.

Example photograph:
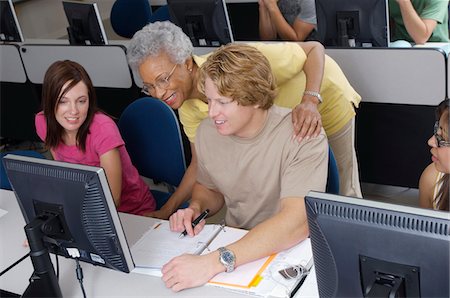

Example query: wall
[14,0,124,40]
[12,0,260,41]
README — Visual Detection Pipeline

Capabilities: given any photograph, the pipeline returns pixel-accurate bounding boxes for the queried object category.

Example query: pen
[179,209,210,238]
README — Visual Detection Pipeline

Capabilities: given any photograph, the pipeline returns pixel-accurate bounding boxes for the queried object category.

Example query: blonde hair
[197,44,277,109]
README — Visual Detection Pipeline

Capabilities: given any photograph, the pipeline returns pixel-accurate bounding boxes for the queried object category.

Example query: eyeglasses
[141,64,178,96]
[433,121,450,147]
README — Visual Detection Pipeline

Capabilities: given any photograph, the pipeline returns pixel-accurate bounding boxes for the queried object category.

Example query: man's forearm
[190,183,225,217]
[259,4,277,40]
[224,197,309,267]
[398,0,433,44]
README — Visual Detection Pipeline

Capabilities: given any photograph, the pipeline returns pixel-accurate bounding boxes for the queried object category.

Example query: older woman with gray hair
[127,21,362,219]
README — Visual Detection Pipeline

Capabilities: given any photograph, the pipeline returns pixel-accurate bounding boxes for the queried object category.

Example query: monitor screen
[305,191,449,297]
[0,0,24,42]
[314,0,389,47]
[3,154,134,274]
[62,1,108,45]
[167,0,234,47]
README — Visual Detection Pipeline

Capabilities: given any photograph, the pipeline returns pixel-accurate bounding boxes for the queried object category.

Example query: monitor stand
[22,215,62,298]
[336,11,359,47]
[360,255,420,298]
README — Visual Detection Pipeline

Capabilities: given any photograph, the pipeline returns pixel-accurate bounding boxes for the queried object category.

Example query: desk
[0,189,318,297]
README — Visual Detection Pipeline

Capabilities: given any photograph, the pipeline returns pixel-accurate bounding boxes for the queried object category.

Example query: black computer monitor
[167,0,234,47]
[314,0,389,47]
[3,154,134,296]
[0,0,24,42]
[305,191,449,297]
[62,1,108,45]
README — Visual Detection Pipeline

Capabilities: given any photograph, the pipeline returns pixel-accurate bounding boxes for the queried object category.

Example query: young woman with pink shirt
[35,60,156,216]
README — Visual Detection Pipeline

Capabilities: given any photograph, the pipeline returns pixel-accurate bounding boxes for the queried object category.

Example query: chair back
[1,150,45,190]
[151,5,170,22]
[118,97,186,189]
[326,146,340,195]
[110,0,152,38]
[110,0,170,39]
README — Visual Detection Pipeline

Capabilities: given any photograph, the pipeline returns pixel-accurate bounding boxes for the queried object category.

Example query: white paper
[131,221,221,269]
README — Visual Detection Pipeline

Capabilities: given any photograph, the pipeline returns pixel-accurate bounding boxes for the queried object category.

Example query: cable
[75,259,87,298]
[55,254,59,279]
[0,252,30,277]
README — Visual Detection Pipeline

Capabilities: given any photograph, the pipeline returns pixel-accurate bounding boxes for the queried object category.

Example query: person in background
[259,0,317,41]
[35,60,157,216]
[389,0,449,44]
[162,44,328,291]
[127,21,362,219]
[419,99,449,211]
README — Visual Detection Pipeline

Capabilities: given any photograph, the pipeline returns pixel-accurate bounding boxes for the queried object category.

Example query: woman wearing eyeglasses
[127,21,363,219]
[419,99,449,211]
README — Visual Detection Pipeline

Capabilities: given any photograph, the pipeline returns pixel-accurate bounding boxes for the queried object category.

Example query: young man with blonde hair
[162,44,328,291]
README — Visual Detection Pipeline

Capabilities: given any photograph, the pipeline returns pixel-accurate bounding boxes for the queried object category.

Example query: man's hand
[161,253,219,292]
[168,207,205,237]
[292,101,322,142]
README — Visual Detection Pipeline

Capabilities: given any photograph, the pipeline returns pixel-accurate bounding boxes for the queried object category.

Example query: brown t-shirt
[195,106,328,229]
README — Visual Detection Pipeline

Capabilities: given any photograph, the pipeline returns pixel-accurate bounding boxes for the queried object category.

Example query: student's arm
[419,163,436,209]
[259,0,315,41]
[100,148,122,207]
[396,0,437,44]
[259,0,277,40]
[292,41,325,141]
[146,143,198,219]
[161,196,308,292]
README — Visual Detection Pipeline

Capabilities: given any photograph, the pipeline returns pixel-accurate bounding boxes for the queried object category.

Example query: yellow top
[179,42,361,143]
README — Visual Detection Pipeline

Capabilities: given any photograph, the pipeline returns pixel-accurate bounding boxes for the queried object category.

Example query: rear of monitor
[3,154,134,296]
[0,0,24,42]
[62,1,108,45]
[305,191,450,297]
[168,0,234,47]
[315,0,389,47]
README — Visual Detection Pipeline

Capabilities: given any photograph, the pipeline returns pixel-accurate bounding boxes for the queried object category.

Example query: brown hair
[434,99,449,211]
[197,44,277,109]
[41,60,97,152]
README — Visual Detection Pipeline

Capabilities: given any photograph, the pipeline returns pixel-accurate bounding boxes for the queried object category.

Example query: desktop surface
[0,189,318,297]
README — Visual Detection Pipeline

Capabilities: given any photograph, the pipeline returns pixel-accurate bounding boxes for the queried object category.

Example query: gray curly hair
[127,21,194,70]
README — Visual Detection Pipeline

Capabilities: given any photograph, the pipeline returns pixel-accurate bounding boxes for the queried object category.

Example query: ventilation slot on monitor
[82,181,127,271]
[5,160,90,182]
[315,201,450,236]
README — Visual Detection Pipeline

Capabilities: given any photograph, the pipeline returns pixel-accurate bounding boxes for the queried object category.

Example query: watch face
[222,251,234,263]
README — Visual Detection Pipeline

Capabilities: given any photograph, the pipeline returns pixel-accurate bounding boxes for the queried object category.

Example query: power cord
[67,248,86,298]
[75,259,87,298]
[54,253,60,279]
[0,252,30,277]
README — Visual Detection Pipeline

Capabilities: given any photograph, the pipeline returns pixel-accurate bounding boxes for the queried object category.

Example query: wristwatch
[303,90,323,103]
[218,247,235,273]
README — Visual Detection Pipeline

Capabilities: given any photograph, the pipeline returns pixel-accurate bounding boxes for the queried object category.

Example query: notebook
[131,220,313,297]
[131,221,273,287]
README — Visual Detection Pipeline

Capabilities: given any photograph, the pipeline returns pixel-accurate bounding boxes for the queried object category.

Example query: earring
[188,68,192,72]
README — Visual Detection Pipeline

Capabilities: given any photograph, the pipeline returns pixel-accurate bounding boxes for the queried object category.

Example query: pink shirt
[35,112,156,215]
